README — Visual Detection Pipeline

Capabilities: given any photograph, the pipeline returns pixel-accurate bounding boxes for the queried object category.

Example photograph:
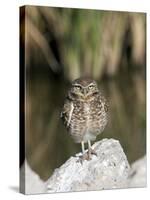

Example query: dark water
[25,69,146,181]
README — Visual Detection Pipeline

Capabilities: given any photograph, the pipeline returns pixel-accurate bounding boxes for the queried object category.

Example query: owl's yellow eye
[74,85,81,90]
[88,85,94,90]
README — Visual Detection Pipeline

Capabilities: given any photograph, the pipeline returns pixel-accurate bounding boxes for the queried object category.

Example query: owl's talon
[88,148,97,156]
[78,152,91,163]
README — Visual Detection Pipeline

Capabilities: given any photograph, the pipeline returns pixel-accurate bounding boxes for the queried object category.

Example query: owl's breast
[84,101,107,131]
[69,100,108,143]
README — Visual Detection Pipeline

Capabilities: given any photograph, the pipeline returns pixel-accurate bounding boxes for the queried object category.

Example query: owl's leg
[88,140,97,159]
[79,140,96,162]
[87,140,92,160]
[79,141,89,162]
[81,141,85,154]
[88,140,92,149]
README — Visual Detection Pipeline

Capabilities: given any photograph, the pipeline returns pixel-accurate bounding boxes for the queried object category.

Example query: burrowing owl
[60,77,108,160]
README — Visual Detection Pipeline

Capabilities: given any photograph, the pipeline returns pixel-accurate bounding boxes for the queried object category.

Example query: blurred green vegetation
[20,6,146,181]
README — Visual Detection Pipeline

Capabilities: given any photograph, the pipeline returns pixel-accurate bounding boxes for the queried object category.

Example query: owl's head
[69,77,99,100]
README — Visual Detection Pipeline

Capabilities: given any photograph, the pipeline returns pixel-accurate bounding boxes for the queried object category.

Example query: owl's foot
[78,141,97,163]
[78,152,91,163]
[86,148,97,161]
[78,149,97,163]
[87,140,97,159]
[88,148,97,157]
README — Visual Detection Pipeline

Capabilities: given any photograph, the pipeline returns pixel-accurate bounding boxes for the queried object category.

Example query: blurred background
[20,6,146,181]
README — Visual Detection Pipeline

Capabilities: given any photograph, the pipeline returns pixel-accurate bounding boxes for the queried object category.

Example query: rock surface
[127,156,147,188]
[20,160,47,194]
[20,139,146,194]
[47,138,130,193]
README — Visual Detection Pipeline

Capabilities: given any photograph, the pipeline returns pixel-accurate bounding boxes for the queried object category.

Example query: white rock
[20,160,47,194]
[47,138,130,193]
[20,140,146,194]
[127,156,147,188]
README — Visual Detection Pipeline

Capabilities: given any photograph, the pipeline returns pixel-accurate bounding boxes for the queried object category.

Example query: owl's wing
[60,98,74,128]
[100,95,109,113]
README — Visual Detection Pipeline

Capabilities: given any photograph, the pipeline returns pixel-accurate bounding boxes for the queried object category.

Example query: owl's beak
[83,89,87,96]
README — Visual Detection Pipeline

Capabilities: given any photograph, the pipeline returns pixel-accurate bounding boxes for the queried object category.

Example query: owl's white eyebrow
[73,84,82,87]
[88,83,95,87]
